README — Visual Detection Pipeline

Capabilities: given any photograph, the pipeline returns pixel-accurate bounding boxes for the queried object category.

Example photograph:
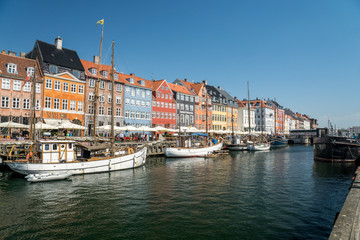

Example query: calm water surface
[0,145,356,240]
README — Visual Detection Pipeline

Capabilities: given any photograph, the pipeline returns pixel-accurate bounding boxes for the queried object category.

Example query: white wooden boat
[247,142,270,151]
[6,140,147,175]
[164,142,223,157]
[26,171,73,182]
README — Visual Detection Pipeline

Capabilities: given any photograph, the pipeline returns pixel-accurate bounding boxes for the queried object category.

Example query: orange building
[26,37,86,126]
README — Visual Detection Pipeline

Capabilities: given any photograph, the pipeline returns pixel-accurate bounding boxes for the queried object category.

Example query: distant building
[205,85,228,131]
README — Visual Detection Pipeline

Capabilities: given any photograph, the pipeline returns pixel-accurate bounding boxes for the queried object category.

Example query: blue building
[122,74,152,128]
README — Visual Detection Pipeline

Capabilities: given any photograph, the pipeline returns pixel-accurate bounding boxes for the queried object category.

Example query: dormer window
[26,67,34,77]
[140,80,145,86]
[72,70,80,78]
[101,71,108,78]
[49,64,58,74]
[129,77,134,84]
[114,73,118,80]
[7,63,17,74]
[90,68,97,75]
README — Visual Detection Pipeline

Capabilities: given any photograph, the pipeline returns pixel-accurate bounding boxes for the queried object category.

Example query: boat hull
[164,142,223,157]
[247,144,270,151]
[6,147,147,175]
[270,139,288,148]
[313,137,360,162]
[225,144,248,151]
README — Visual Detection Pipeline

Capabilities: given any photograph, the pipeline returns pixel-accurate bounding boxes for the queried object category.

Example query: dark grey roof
[205,85,226,104]
[216,88,238,108]
[29,40,84,71]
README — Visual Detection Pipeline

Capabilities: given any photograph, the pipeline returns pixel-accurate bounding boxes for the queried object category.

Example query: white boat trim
[164,142,223,158]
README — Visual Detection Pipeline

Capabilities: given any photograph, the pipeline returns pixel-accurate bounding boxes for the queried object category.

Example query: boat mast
[247,81,251,134]
[261,98,263,135]
[203,80,208,135]
[274,98,277,136]
[93,22,104,137]
[110,41,115,157]
[29,63,37,155]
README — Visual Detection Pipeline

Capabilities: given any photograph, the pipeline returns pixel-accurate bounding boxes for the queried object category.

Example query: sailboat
[164,81,223,157]
[270,99,288,148]
[225,104,247,151]
[246,82,270,151]
[6,38,147,176]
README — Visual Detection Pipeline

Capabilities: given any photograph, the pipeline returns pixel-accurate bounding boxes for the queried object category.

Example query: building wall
[152,82,176,129]
[212,103,227,130]
[123,84,152,127]
[42,73,85,124]
[174,92,195,127]
[194,88,212,131]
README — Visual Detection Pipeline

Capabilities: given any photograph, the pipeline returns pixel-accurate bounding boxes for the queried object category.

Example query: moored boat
[270,136,288,148]
[313,136,360,162]
[164,141,223,157]
[6,140,147,175]
[247,141,270,151]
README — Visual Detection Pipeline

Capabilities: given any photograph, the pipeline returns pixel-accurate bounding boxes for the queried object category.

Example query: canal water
[0,145,356,240]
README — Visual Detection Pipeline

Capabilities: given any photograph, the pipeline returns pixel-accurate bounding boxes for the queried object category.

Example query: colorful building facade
[151,79,177,129]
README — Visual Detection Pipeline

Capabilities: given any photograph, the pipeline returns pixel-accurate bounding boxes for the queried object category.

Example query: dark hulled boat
[313,129,360,162]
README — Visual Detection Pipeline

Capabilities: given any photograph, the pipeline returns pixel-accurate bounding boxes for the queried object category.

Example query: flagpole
[93,21,104,137]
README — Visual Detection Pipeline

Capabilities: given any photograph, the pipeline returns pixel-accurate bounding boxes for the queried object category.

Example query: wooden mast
[247,81,251,134]
[93,22,104,137]
[110,41,115,157]
[261,98,264,135]
[203,80,208,135]
[274,98,277,136]
[29,62,37,158]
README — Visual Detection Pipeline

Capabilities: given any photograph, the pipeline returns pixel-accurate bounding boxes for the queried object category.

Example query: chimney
[130,73,134,76]
[93,56,100,64]
[217,86,222,90]
[1,50,6,54]
[55,36,63,50]
[202,80,207,85]
[184,78,188,82]
[20,52,25,58]
[8,51,16,56]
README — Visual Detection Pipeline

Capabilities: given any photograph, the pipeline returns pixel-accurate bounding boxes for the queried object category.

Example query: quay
[329,167,360,239]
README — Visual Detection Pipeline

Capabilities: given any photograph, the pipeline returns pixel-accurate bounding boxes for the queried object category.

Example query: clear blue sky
[1,0,359,128]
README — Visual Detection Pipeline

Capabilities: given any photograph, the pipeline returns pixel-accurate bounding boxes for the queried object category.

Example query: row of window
[195,105,212,111]
[152,101,176,109]
[124,111,151,120]
[44,97,83,112]
[124,98,151,107]
[213,104,227,112]
[125,86,151,98]
[88,106,122,116]
[88,92,122,104]
[88,68,116,80]
[156,92,173,100]
[212,114,227,122]
[195,115,211,121]
[45,79,84,94]
[1,97,40,109]
[89,79,122,91]
[2,79,41,92]
[152,112,176,120]
[177,103,194,111]
[177,94,195,102]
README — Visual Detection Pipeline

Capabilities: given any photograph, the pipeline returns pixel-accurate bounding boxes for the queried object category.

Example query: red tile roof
[168,82,195,95]
[0,53,43,81]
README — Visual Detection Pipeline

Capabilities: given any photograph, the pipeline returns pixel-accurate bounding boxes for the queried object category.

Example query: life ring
[128,148,134,155]
[26,152,33,162]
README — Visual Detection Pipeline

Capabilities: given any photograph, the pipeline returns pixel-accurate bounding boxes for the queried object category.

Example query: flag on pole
[96,19,104,26]
[22,72,31,87]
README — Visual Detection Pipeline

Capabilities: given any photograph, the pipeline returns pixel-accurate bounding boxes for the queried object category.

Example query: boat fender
[26,152,33,162]
[128,148,134,155]
[60,160,66,163]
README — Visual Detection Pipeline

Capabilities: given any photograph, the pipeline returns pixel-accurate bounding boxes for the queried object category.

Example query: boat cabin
[38,140,76,163]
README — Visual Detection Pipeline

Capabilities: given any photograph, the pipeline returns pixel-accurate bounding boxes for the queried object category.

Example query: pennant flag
[22,72,31,87]
[96,19,104,26]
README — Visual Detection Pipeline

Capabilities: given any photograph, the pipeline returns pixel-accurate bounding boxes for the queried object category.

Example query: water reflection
[0,145,355,240]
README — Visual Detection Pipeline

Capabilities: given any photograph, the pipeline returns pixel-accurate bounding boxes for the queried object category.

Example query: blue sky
[1,0,359,128]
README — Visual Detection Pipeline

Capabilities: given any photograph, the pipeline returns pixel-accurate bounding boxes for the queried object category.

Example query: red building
[151,80,177,129]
